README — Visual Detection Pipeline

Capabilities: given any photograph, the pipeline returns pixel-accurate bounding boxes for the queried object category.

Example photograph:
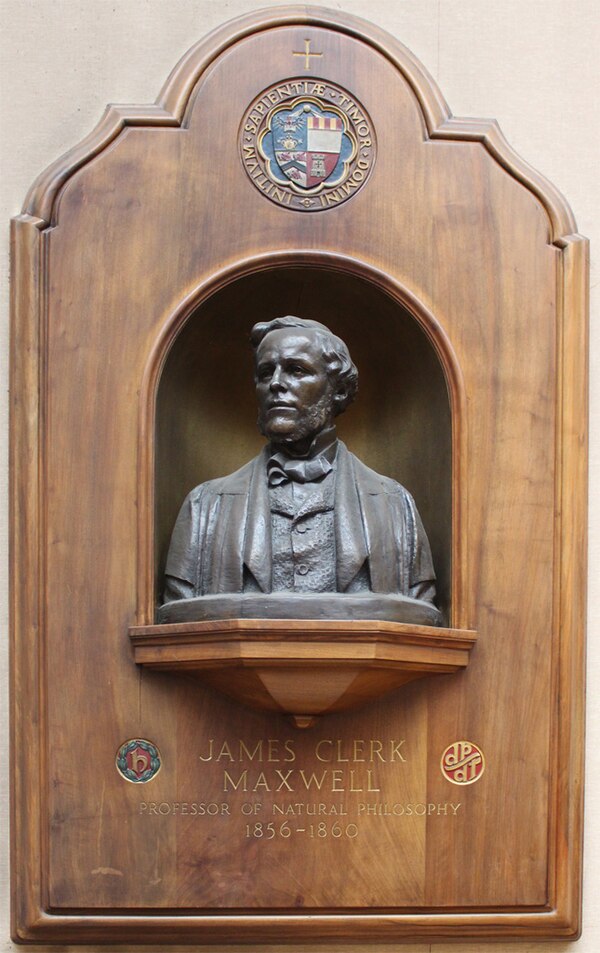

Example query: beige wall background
[0,1,597,950]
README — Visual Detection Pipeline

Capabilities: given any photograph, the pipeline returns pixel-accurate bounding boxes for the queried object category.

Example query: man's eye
[290,365,306,375]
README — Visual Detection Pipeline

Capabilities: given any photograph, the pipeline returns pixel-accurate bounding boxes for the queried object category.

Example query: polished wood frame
[11,4,587,943]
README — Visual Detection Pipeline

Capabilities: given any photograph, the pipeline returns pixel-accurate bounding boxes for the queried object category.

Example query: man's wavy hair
[250,315,359,416]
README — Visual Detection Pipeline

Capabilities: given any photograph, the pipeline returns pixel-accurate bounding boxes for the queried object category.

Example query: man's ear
[334,388,347,410]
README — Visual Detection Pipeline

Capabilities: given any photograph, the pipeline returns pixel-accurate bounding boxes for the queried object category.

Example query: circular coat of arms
[116,739,161,783]
[440,741,486,785]
[240,78,376,211]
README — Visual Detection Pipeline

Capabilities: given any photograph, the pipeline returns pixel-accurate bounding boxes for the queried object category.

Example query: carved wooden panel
[11,5,587,943]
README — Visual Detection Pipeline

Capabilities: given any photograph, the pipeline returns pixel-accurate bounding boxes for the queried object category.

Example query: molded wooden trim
[547,234,588,934]
[9,216,46,939]
[21,5,577,244]
[14,905,579,944]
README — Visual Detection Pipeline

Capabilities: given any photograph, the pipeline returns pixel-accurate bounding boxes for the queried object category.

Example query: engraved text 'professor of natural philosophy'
[161,316,438,621]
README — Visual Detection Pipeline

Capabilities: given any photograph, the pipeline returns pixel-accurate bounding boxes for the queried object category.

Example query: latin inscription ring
[239,78,376,211]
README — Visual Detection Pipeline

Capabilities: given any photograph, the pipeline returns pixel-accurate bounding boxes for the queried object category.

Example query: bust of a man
[160,316,438,623]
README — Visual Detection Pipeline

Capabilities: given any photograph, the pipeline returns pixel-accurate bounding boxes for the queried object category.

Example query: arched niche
[154,262,454,621]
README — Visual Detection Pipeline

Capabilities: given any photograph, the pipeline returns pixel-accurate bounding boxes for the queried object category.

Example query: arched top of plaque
[22,4,578,243]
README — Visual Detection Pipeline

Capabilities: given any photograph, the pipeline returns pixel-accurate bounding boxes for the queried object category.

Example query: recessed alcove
[154,265,453,620]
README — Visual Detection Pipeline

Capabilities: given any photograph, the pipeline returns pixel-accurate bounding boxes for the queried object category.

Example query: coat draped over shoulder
[163,442,436,604]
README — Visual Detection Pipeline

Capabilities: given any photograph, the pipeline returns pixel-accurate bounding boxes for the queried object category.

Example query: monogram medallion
[440,741,486,785]
[116,739,161,783]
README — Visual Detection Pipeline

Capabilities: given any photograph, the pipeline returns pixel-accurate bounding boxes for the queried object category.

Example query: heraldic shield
[260,97,356,191]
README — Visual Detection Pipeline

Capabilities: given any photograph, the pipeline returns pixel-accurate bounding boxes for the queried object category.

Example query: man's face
[255,328,337,448]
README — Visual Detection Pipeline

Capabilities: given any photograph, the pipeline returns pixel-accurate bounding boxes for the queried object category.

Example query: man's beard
[258,392,335,453]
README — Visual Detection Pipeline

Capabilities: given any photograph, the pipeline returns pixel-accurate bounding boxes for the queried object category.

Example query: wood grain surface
[129,620,477,720]
[10,4,587,943]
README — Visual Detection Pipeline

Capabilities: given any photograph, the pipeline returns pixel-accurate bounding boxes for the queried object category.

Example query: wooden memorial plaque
[11,5,587,944]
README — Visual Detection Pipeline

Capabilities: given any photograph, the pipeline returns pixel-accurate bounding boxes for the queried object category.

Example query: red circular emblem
[440,741,485,785]
[116,739,161,783]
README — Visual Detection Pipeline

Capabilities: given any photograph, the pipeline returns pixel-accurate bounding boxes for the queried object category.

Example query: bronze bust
[159,317,440,625]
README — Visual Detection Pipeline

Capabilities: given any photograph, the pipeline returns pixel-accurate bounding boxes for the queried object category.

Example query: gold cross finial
[292,39,323,70]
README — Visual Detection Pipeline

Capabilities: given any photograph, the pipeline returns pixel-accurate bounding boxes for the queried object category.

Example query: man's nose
[269,368,285,391]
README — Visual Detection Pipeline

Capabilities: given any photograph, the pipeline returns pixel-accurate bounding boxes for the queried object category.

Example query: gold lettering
[390,740,406,762]
[353,740,365,761]
[299,769,327,790]
[131,751,149,773]
[239,739,263,762]
[357,801,460,817]
[315,740,332,761]
[336,740,349,762]
[346,105,364,123]
[331,770,344,792]
[217,741,234,762]
[275,769,294,791]
[253,771,270,792]
[370,740,385,762]
[338,179,359,197]
[223,769,247,792]
[367,770,380,792]
[283,740,296,762]
[267,739,281,761]
[349,770,362,792]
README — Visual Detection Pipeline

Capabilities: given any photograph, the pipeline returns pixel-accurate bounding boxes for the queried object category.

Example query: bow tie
[267,452,334,487]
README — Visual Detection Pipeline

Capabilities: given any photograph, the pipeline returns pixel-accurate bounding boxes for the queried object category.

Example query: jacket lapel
[334,443,369,592]
[351,452,402,593]
[242,449,272,592]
